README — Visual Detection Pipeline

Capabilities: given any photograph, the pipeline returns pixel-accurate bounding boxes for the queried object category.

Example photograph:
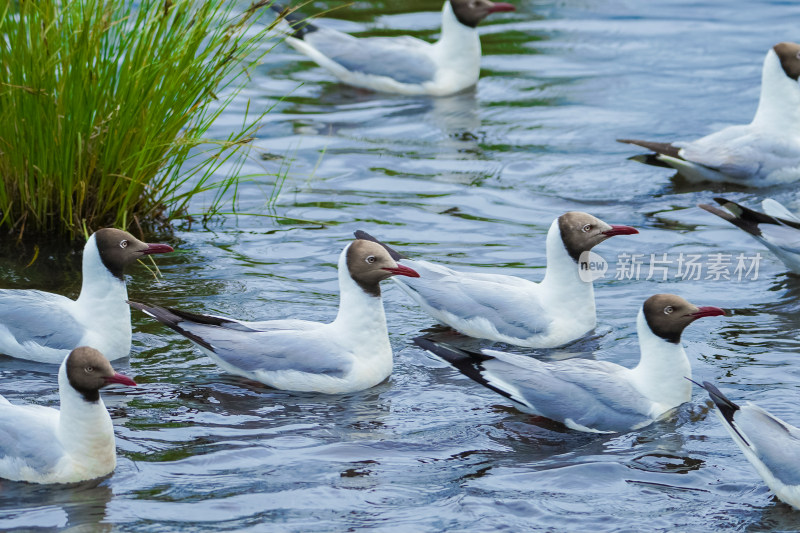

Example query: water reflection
[0,479,113,532]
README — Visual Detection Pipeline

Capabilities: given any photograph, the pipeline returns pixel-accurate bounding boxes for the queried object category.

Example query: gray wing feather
[397,260,551,340]
[735,404,800,486]
[303,28,437,84]
[758,224,800,254]
[0,405,63,474]
[481,354,652,432]
[175,320,353,378]
[0,290,84,350]
[761,199,800,223]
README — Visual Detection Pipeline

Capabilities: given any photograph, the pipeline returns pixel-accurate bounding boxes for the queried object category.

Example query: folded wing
[129,302,353,378]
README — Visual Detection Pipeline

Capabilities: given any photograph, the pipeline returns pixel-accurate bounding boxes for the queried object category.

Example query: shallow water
[4,0,800,531]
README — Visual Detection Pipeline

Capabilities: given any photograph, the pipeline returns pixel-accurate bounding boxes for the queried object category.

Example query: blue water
[4,0,800,531]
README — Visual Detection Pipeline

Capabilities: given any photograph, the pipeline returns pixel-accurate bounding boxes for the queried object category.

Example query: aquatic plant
[0,0,281,238]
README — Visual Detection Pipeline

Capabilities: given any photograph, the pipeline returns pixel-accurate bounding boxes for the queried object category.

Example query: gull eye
[85,366,95,373]
[366,255,376,264]
[119,240,128,249]
[664,306,674,315]
[582,224,592,233]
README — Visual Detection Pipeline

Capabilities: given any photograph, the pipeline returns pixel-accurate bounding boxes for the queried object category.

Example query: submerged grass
[0,0,283,239]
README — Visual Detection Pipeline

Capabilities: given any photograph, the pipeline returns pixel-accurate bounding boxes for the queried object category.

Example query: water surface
[4,0,800,531]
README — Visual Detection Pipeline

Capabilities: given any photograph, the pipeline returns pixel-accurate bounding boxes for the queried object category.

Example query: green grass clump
[0,0,280,238]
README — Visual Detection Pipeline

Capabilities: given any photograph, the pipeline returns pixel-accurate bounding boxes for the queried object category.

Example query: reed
[0,0,281,238]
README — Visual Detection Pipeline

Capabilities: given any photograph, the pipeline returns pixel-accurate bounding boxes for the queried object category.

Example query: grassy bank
[0,0,280,238]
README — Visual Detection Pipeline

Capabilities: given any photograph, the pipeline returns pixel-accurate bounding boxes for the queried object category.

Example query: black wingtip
[688,378,749,445]
[413,337,519,404]
[700,196,800,236]
[699,197,764,237]
[617,138,683,160]
[700,381,740,423]
[354,230,408,260]
[271,2,318,39]
[413,336,494,364]
[129,301,222,352]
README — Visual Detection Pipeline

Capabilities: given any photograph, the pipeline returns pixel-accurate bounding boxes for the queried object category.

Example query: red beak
[104,372,137,387]
[383,264,420,278]
[602,225,639,237]
[689,306,726,320]
[488,2,515,13]
[142,243,174,255]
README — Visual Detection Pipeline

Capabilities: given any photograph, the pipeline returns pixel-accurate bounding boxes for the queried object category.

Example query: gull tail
[699,197,800,237]
[354,230,408,261]
[413,337,518,403]
[617,139,682,159]
[687,377,749,446]
[129,301,256,352]
[271,3,318,39]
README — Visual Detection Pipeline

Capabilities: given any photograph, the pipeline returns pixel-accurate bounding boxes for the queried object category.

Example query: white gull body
[415,295,724,433]
[700,197,800,273]
[0,348,135,484]
[357,213,637,348]
[130,240,419,394]
[276,0,514,96]
[0,230,172,364]
[620,43,800,186]
[696,381,800,510]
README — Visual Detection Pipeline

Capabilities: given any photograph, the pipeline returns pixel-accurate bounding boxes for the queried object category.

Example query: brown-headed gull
[129,239,419,394]
[0,347,136,484]
[692,380,800,510]
[619,42,800,186]
[272,0,515,96]
[356,212,638,348]
[415,294,725,433]
[700,197,800,273]
[0,229,173,364]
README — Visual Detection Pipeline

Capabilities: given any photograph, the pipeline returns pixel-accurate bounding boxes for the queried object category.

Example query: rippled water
[4,0,800,531]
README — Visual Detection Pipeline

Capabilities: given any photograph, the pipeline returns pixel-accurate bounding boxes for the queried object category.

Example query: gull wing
[0,290,84,352]
[293,27,437,85]
[416,338,653,433]
[396,260,550,340]
[129,302,353,377]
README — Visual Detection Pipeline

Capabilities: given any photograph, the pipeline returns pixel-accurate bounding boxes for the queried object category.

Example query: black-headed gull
[129,239,420,394]
[415,294,725,433]
[619,42,800,186]
[0,229,173,364]
[700,197,800,273]
[0,346,136,483]
[272,0,515,96]
[692,380,800,510]
[355,212,638,348]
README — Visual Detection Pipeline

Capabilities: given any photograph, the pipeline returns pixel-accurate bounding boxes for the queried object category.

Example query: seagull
[0,346,136,484]
[619,42,800,186]
[692,380,800,510]
[414,294,725,433]
[699,197,800,273]
[129,239,420,394]
[272,0,515,96]
[0,229,174,364]
[355,212,638,348]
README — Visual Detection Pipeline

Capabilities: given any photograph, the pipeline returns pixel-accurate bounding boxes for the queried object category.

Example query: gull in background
[619,42,800,186]
[272,0,515,96]
[356,212,638,348]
